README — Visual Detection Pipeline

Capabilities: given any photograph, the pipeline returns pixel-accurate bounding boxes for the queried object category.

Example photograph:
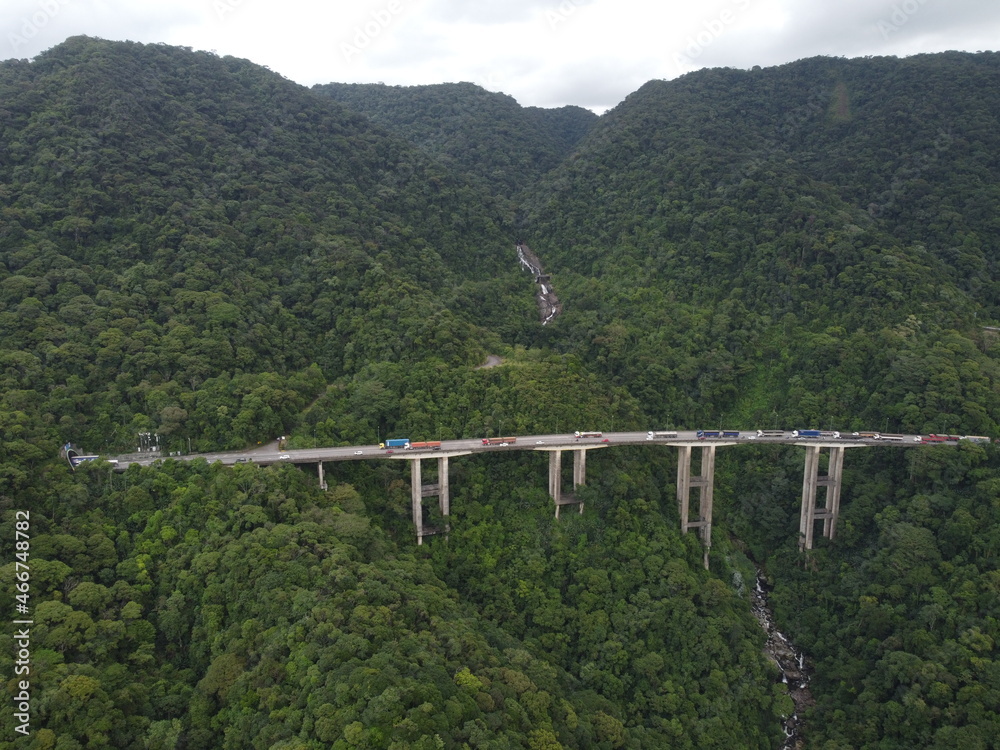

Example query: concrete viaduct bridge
[107,429,973,565]
[103,430,976,565]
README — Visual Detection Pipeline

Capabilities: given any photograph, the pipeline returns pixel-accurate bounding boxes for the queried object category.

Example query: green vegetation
[1,37,1000,748]
[738,441,1000,748]
[312,82,597,199]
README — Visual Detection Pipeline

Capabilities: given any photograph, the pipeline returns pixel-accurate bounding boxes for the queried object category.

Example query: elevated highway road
[95,429,978,558]
[104,429,936,471]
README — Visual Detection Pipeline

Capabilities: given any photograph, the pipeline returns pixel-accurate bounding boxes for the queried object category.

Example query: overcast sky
[3,0,999,113]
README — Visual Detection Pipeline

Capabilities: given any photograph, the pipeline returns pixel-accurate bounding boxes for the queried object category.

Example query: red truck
[405,441,442,450]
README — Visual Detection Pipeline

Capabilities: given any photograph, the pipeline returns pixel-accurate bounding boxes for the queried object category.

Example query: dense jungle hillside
[517,52,1000,435]
[312,82,598,198]
[512,51,1000,749]
[0,37,999,749]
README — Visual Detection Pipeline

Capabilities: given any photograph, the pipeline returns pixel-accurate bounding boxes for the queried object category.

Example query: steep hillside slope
[515,52,1000,750]
[518,53,1000,437]
[313,81,597,197]
[0,36,555,458]
[0,40,777,749]
[3,39,1000,749]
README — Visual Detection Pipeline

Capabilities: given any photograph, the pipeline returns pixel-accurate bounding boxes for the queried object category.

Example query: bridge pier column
[438,456,450,517]
[572,449,586,514]
[318,462,327,491]
[677,445,716,569]
[799,445,845,550]
[549,449,586,518]
[550,450,562,517]
[677,445,691,523]
[411,458,424,545]
[799,445,818,551]
[410,456,451,544]
[822,447,844,541]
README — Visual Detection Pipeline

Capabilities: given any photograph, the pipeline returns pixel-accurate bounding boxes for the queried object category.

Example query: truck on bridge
[482,437,517,446]
[793,430,822,439]
[697,430,741,439]
[406,441,442,450]
[380,439,410,449]
[757,430,786,438]
[575,431,603,438]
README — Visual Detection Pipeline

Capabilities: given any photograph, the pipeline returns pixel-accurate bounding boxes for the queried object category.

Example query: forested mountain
[1,37,999,749]
[518,53,1000,436]
[512,51,1000,749]
[313,82,597,197]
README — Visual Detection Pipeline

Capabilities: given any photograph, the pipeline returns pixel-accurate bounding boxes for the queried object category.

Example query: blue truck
[698,430,740,439]
[380,438,410,449]
[793,429,822,438]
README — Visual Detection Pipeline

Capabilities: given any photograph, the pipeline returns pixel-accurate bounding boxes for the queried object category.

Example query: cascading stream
[516,242,561,325]
[748,572,814,750]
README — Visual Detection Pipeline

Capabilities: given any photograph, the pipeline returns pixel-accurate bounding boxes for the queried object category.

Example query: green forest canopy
[1,38,999,748]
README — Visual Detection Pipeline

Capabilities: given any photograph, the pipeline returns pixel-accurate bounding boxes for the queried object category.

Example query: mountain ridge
[2,37,1000,750]
[312,80,598,198]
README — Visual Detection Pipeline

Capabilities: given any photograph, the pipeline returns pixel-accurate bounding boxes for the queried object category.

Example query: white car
[279,454,290,460]
[354,450,363,455]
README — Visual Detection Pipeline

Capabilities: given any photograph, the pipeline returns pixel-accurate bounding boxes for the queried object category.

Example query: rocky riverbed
[516,242,561,325]
[749,573,814,749]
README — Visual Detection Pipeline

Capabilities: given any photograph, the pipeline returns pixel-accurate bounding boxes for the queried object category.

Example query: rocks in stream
[516,242,561,325]
[749,574,814,750]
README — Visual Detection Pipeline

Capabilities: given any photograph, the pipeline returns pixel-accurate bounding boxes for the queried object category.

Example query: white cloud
[2,0,998,113]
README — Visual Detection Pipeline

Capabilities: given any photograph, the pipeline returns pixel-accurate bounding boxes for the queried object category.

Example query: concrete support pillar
[677,445,691,522]
[550,449,586,518]
[799,445,819,551]
[572,449,586,514]
[411,458,424,545]
[318,462,327,491]
[438,456,450,517]
[822,447,844,541]
[410,456,452,543]
[677,444,716,569]
[799,445,845,550]
[573,449,586,488]
[549,450,562,517]
[696,446,716,551]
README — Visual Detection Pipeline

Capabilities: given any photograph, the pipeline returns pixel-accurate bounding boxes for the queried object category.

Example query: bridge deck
[98,430,956,471]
